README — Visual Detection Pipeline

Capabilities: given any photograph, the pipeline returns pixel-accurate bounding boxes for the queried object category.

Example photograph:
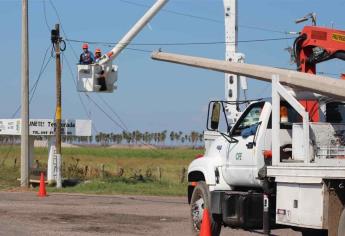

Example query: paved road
[0,192,301,236]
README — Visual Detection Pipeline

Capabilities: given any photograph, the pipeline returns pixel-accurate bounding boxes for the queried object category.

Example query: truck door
[222,101,266,187]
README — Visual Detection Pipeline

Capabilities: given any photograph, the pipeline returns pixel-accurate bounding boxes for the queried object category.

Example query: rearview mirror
[210,102,221,130]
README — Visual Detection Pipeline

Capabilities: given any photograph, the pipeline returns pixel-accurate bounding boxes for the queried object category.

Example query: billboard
[0,119,92,136]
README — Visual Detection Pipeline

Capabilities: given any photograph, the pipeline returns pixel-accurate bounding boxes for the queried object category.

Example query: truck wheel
[338,207,345,236]
[190,181,221,236]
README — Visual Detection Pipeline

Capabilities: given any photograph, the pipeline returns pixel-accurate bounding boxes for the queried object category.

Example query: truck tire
[190,181,221,236]
[338,207,345,236]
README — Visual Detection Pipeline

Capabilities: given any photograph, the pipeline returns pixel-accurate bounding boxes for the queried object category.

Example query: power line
[117,0,292,35]
[66,36,296,47]
[42,0,50,32]
[30,49,52,103]
[119,0,222,23]
[46,1,135,135]
[47,0,101,134]
[11,45,53,118]
[44,0,166,151]
[86,94,127,132]
[96,95,129,131]
[4,44,53,165]
[239,25,291,35]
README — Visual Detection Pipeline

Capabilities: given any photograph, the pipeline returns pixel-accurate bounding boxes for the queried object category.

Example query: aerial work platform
[77,64,118,93]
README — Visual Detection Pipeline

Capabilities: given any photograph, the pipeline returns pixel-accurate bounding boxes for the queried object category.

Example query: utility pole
[223,0,247,124]
[51,24,62,188]
[20,0,29,188]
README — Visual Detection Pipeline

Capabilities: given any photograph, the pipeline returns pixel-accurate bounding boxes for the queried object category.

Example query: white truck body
[187,79,345,235]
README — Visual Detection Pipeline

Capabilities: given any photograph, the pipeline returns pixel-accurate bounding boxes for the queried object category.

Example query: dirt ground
[0,192,301,236]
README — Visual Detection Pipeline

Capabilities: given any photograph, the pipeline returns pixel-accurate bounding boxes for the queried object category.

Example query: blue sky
[0,0,344,134]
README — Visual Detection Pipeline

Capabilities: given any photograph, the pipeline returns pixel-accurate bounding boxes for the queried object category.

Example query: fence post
[157,167,162,182]
[101,164,105,179]
[180,167,186,183]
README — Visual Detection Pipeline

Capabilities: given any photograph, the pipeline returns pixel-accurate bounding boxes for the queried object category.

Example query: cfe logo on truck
[332,33,345,43]
[235,152,242,160]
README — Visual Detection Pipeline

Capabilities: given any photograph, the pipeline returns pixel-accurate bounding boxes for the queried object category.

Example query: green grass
[48,179,188,196]
[0,166,19,190]
[0,145,200,195]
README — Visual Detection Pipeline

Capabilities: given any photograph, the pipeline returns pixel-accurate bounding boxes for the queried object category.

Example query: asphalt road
[0,192,301,236]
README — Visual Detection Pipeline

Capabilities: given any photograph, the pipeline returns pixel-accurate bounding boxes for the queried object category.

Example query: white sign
[0,119,92,136]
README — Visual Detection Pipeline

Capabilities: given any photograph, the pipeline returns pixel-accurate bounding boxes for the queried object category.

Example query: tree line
[0,130,204,147]
[94,130,203,146]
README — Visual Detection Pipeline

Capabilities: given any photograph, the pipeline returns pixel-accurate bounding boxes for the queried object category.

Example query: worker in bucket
[94,48,102,63]
[79,43,94,64]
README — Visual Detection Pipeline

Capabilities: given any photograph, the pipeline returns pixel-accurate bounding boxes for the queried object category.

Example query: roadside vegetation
[0,130,204,147]
[0,146,201,196]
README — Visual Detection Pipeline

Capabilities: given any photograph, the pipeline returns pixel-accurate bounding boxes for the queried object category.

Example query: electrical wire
[11,44,53,118]
[63,50,162,150]
[60,39,163,150]
[96,95,129,131]
[47,0,102,134]
[46,1,149,144]
[117,0,292,35]
[65,37,296,47]
[42,0,51,32]
[119,0,222,23]
[3,44,53,165]
[84,95,127,132]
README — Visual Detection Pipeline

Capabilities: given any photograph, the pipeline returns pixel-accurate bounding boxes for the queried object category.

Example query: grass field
[0,145,201,196]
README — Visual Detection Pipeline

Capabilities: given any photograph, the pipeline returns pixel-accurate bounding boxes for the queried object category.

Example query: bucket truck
[151,21,345,236]
[76,0,168,93]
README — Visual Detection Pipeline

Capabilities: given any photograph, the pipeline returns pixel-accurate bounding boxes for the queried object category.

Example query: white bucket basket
[77,64,118,93]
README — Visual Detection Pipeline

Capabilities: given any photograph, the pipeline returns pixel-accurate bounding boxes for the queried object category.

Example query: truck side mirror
[210,102,221,130]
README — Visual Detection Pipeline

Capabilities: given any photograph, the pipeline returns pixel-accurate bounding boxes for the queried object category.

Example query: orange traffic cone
[38,172,47,197]
[199,208,211,236]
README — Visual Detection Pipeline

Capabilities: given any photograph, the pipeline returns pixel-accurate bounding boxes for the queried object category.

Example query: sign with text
[0,119,92,136]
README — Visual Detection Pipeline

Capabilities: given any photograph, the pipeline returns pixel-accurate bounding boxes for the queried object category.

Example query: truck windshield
[232,102,265,136]
[326,102,345,123]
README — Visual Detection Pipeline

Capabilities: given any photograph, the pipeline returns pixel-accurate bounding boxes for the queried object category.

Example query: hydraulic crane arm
[98,0,168,66]
[151,51,345,100]
[294,26,345,75]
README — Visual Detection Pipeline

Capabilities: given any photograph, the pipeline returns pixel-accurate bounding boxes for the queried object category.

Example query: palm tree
[169,131,175,145]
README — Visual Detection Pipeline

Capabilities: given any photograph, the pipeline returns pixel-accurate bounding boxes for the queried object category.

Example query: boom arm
[98,0,168,66]
[151,51,345,100]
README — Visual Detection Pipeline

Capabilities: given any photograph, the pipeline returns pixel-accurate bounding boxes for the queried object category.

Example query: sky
[0,0,344,134]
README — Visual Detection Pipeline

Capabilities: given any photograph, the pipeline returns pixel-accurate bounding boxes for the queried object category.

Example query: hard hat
[82,43,89,49]
[95,48,101,53]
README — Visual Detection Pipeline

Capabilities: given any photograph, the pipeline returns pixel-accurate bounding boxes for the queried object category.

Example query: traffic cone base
[38,172,47,197]
[199,208,211,236]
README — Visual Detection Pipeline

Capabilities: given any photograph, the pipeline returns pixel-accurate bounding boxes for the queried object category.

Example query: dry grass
[0,145,202,195]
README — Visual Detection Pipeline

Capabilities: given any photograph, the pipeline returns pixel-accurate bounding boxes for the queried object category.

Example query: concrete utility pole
[52,24,62,188]
[21,0,29,188]
[151,51,345,100]
[223,0,247,124]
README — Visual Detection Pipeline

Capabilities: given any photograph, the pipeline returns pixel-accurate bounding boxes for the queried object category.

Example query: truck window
[326,102,345,123]
[267,101,302,129]
[232,102,265,136]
